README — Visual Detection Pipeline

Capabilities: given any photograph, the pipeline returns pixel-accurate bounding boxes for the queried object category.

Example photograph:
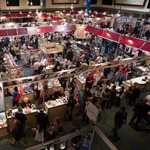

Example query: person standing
[120,73,130,84]
[114,70,122,85]
[10,120,25,149]
[101,88,110,111]
[11,87,20,107]
[105,40,110,53]
[82,87,92,124]
[32,123,44,144]
[130,99,147,130]
[112,107,127,141]
[35,109,49,135]
[85,73,94,89]
[67,95,77,121]
[128,82,140,106]
[15,106,27,136]
[66,48,73,62]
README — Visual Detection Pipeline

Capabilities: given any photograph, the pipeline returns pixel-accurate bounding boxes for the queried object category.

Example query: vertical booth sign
[0,82,5,111]
[42,0,46,8]
[85,0,91,18]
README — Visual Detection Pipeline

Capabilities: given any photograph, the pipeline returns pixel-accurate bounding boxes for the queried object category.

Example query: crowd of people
[0,20,150,150]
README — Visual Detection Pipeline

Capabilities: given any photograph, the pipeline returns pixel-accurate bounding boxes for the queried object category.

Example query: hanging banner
[85,0,91,18]
[125,46,132,54]
[42,0,46,8]
[75,25,87,39]
[0,82,5,111]
[132,48,139,56]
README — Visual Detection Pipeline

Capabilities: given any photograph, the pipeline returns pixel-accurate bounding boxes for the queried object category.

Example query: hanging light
[85,9,88,16]
[41,2,43,6]
[7,1,9,5]
[50,146,54,150]
[59,142,66,149]
[30,1,33,5]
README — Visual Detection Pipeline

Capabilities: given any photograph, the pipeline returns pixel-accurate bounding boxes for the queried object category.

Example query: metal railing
[25,126,117,150]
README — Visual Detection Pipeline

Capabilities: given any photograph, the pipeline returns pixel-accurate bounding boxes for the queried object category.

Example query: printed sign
[0,82,5,111]
[85,102,99,124]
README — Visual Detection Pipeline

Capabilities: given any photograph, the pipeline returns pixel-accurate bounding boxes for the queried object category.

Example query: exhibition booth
[1,21,150,138]
[0,53,150,137]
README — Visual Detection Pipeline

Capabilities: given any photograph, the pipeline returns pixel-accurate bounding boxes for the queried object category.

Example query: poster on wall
[0,82,5,112]
[132,48,139,56]
[125,46,132,54]
[75,25,87,39]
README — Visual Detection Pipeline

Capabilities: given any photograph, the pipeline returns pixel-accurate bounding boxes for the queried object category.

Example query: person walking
[15,106,27,136]
[130,99,147,130]
[128,82,140,106]
[112,107,127,141]
[11,87,20,107]
[32,123,44,144]
[67,95,77,121]
[10,119,25,149]
[35,109,49,135]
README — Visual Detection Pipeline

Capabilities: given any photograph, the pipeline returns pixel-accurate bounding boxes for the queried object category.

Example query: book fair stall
[0,54,150,137]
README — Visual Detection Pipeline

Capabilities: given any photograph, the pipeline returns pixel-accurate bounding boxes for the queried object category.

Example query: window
[28,0,40,6]
[147,0,150,8]
[91,0,97,4]
[102,0,113,5]
[6,0,19,6]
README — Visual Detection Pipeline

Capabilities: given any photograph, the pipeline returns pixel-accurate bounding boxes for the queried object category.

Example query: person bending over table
[121,73,130,84]
[51,85,62,100]
[21,97,31,108]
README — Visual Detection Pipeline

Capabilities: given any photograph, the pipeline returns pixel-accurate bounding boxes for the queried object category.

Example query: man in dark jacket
[66,48,73,62]
[15,106,27,136]
[112,107,127,141]
[130,99,147,130]
[35,109,49,134]
[128,82,140,106]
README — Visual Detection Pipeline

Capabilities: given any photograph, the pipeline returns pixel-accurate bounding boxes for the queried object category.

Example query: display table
[7,108,39,131]
[44,99,79,121]
[122,76,147,90]
[40,43,63,54]
[20,53,25,60]
[0,127,8,137]
[136,66,149,72]
[45,65,54,73]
